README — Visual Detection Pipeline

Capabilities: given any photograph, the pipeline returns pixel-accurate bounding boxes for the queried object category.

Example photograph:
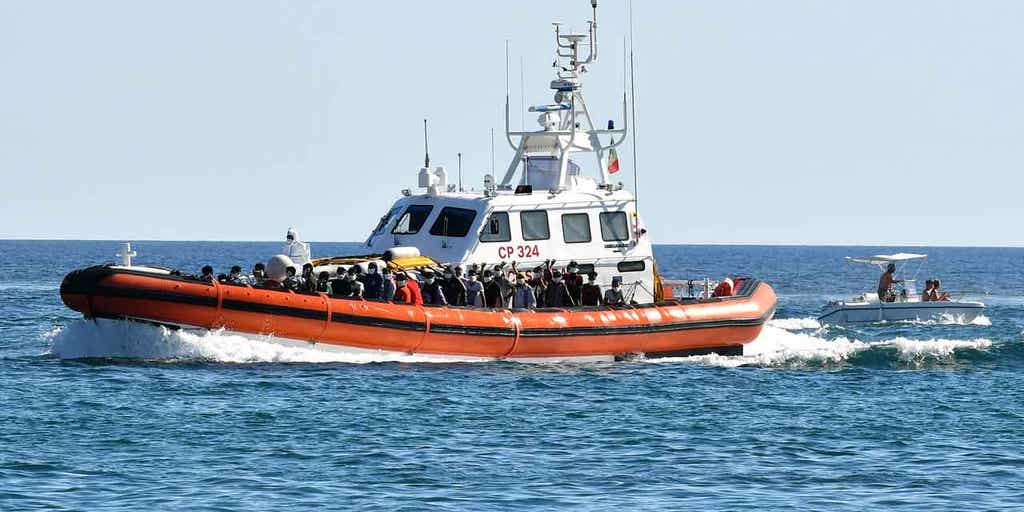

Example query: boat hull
[60,266,776,360]
[818,301,985,325]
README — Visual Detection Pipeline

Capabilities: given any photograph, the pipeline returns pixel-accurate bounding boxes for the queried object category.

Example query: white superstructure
[363,1,657,302]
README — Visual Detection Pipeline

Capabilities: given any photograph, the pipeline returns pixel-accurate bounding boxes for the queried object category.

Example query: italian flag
[607,147,620,174]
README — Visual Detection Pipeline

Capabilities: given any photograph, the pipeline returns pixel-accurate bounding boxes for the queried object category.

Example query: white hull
[818,301,985,325]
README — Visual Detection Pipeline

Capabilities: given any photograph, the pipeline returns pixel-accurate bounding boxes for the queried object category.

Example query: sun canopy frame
[846,253,928,265]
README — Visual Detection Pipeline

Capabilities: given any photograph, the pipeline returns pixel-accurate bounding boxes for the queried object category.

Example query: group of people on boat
[876,263,949,303]
[196,259,632,309]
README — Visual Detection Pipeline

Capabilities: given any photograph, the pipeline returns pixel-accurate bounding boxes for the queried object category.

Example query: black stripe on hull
[69,267,772,339]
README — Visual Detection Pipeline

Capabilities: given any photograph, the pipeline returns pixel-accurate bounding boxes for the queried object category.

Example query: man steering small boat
[877,263,903,303]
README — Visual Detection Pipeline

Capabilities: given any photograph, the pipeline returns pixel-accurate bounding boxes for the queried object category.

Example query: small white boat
[818,253,985,325]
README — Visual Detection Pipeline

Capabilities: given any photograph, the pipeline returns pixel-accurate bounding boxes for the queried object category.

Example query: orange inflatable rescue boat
[60,263,775,361]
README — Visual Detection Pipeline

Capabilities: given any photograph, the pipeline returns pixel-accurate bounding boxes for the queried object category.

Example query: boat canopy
[846,253,928,265]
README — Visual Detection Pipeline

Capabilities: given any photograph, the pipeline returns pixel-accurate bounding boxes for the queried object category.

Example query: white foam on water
[767,317,822,330]
[45,319,484,364]
[888,337,992,361]
[883,314,992,327]
[649,324,993,369]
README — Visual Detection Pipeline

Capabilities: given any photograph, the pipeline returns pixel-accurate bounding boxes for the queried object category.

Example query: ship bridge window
[561,213,591,243]
[480,212,511,242]
[600,212,630,241]
[391,205,434,235]
[520,210,550,241]
[429,207,477,238]
[373,206,402,234]
[524,156,560,190]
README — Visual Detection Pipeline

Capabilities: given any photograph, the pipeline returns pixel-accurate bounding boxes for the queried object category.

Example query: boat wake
[43,317,1000,369]
[659,318,995,369]
[44,319,481,364]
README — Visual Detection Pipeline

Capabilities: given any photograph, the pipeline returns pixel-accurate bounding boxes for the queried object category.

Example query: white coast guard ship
[363,1,657,302]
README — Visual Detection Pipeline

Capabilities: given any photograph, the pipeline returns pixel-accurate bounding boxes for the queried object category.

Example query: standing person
[283,227,311,267]
[510,272,537,309]
[199,265,215,283]
[441,266,467,306]
[544,270,575,307]
[282,266,302,291]
[564,261,584,306]
[363,262,384,300]
[581,271,602,306]
[465,269,484,307]
[250,263,267,287]
[604,276,625,305]
[420,270,447,306]
[531,265,548,307]
[482,270,504,308]
[380,267,396,302]
[877,263,902,303]
[300,263,317,292]
[393,273,414,304]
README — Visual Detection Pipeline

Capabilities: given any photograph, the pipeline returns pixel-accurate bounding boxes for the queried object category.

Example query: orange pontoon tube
[61,266,775,360]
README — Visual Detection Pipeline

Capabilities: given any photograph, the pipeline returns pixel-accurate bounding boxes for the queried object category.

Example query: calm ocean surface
[1,241,1022,511]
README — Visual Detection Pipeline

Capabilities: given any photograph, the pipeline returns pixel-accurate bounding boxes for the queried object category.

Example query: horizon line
[2,237,1022,249]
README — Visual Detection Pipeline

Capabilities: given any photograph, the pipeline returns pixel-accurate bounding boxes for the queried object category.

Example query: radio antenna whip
[458,152,463,192]
[628,0,640,210]
[423,118,430,168]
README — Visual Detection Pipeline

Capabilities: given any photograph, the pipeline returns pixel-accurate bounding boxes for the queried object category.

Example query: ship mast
[501,0,628,192]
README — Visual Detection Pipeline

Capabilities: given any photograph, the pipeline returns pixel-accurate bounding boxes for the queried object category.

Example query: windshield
[373,206,402,234]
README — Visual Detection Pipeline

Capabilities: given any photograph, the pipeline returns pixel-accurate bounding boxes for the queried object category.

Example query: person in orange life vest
[713,277,734,298]
[393,273,415,304]
[405,273,424,305]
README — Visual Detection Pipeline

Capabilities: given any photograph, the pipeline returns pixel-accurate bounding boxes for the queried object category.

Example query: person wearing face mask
[420,270,447,305]
[380,267,396,302]
[315,271,331,293]
[482,270,504,308]
[604,276,625,305]
[282,266,303,291]
[250,263,267,287]
[363,262,384,300]
[393,273,414,304]
[329,267,352,298]
[545,270,575,307]
[564,261,584,305]
[345,266,365,298]
[581,271,602,306]
[531,265,548,307]
[299,263,317,293]
[510,272,537,309]
[441,266,467,306]
[464,269,484,307]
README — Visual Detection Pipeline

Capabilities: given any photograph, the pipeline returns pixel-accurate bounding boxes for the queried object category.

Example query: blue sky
[2,1,1021,246]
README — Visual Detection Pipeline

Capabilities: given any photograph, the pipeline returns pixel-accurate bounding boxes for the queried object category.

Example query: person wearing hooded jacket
[363,262,384,300]
[283,227,311,267]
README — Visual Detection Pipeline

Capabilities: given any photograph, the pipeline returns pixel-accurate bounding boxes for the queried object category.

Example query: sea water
[1,241,1022,510]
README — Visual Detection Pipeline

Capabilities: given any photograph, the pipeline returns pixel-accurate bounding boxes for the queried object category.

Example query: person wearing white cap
[283,227,311,267]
